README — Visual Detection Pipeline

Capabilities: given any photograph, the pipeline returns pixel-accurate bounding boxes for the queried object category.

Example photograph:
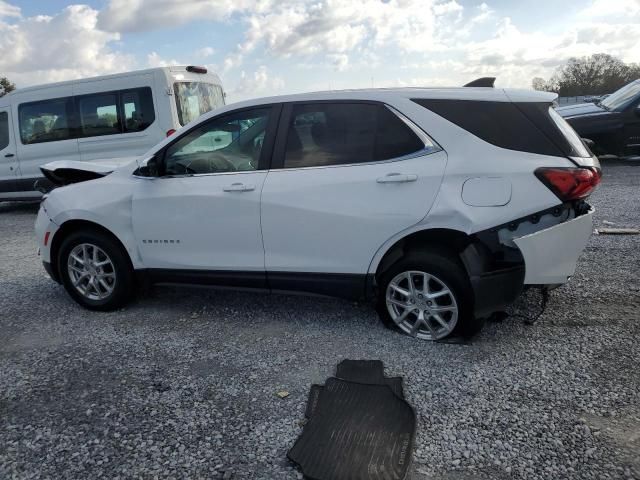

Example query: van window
[174,82,225,126]
[122,88,155,132]
[0,112,8,150]
[19,97,74,144]
[78,93,119,137]
[18,87,156,144]
[283,103,425,168]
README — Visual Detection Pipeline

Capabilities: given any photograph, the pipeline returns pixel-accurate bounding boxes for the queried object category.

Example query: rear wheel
[58,229,134,311]
[376,250,475,341]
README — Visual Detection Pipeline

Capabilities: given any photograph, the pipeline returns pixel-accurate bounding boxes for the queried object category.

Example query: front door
[0,108,18,195]
[132,105,279,284]
[260,101,447,287]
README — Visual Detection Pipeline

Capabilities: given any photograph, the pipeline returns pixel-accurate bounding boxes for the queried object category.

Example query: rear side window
[0,112,8,150]
[19,97,74,144]
[413,99,568,157]
[283,103,426,168]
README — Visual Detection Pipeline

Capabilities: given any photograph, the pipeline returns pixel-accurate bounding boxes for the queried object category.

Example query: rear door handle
[223,182,255,192]
[4,153,14,158]
[376,173,418,184]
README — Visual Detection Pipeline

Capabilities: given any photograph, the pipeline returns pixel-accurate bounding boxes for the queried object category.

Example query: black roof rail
[463,77,496,88]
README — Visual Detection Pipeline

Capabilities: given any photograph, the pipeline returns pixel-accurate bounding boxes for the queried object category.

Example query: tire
[57,229,134,311]
[376,249,476,341]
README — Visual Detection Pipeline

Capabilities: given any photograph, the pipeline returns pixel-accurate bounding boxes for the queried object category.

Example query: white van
[0,66,225,200]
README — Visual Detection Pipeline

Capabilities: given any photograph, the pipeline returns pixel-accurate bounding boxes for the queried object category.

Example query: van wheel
[58,229,134,311]
[376,250,475,341]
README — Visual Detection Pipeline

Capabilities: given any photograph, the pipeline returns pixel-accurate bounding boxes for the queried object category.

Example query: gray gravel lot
[1,162,639,480]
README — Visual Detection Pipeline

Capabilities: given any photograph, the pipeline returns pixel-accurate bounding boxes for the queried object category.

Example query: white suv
[35,87,601,341]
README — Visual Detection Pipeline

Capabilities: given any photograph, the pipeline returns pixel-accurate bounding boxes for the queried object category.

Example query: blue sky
[1,0,639,101]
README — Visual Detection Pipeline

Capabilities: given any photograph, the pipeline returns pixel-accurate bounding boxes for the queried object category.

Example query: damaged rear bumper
[514,207,594,285]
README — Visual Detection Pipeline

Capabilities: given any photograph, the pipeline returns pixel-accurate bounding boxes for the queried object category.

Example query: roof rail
[463,77,496,88]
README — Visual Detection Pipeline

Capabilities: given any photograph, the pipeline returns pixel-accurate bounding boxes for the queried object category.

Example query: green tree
[532,54,640,96]
[0,77,16,97]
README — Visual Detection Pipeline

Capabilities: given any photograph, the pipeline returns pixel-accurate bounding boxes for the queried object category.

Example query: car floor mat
[289,377,416,480]
[336,359,405,397]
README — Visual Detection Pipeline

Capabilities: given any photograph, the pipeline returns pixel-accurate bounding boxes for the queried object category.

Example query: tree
[0,77,16,97]
[532,54,640,96]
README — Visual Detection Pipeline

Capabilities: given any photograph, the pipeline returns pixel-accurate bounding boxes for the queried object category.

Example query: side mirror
[136,155,159,177]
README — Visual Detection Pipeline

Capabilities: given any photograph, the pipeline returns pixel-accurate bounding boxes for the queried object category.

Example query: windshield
[174,82,225,126]
[600,80,640,111]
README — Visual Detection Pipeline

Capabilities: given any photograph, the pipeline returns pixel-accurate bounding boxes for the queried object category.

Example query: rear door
[0,108,18,194]
[260,101,447,284]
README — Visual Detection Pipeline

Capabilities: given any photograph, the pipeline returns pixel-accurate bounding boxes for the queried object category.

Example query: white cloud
[228,65,284,100]
[0,5,133,87]
[97,0,261,32]
[0,0,20,18]
[580,0,640,19]
[195,46,216,58]
[146,51,180,67]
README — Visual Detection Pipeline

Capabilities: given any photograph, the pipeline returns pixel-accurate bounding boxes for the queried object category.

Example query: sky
[1,0,639,101]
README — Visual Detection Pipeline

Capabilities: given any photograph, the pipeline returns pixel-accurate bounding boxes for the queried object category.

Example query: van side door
[0,107,18,196]
[74,75,161,162]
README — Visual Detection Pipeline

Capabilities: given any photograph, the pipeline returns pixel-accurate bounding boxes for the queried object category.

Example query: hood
[556,102,607,118]
[40,157,135,188]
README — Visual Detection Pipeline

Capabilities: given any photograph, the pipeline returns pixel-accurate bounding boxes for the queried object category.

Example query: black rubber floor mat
[289,377,416,480]
[336,359,404,397]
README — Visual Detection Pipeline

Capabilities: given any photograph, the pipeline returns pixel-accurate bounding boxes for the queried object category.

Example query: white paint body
[36,87,596,293]
[0,66,224,200]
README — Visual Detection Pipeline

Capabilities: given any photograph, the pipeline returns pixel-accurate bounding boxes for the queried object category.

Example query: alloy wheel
[385,270,459,340]
[67,243,116,301]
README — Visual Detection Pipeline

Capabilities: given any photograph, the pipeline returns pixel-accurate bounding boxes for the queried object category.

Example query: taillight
[166,129,176,137]
[535,167,601,201]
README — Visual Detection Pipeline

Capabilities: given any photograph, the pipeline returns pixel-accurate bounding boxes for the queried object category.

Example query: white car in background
[35,85,601,341]
[0,66,225,200]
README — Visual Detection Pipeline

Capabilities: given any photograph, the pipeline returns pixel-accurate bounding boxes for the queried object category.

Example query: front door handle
[4,153,14,158]
[376,173,418,184]
[223,182,256,192]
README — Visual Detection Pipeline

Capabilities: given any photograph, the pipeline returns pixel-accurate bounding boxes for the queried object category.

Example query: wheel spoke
[427,289,449,299]
[423,316,437,338]
[390,283,410,297]
[410,310,425,336]
[432,313,450,329]
[430,305,455,313]
[422,273,431,295]
[389,297,412,308]
[70,253,84,265]
[73,272,89,286]
[406,272,417,295]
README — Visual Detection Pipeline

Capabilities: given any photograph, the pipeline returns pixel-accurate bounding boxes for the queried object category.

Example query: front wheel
[376,250,475,341]
[58,229,134,311]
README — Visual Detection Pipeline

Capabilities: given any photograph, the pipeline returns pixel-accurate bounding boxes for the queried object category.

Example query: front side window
[283,103,426,169]
[174,82,225,126]
[19,97,74,144]
[78,93,119,137]
[164,107,270,176]
[0,112,9,150]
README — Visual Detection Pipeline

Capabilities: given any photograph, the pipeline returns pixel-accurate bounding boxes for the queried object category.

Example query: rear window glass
[174,82,225,126]
[0,112,8,150]
[548,106,591,158]
[283,103,427,169]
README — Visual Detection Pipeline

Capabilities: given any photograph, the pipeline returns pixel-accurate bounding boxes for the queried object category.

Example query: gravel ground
[1,161,639,480]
